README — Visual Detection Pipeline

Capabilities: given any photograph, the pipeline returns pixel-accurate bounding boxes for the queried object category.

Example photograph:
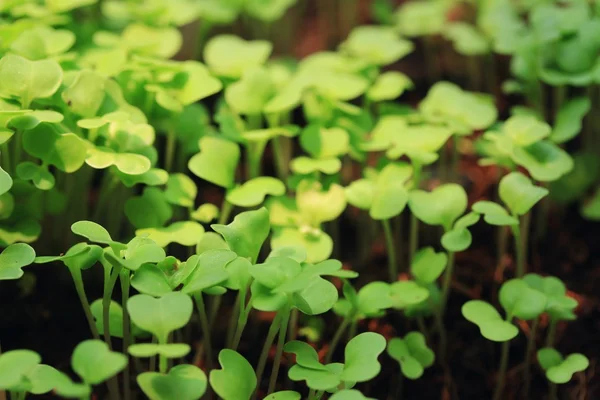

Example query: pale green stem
[440,251,456,316]
[325,314,352,363]
[120,269,131,400]
[382,219,397,282]
[194,293,213,372]
[267,306,291,395]
[524,318,539,398]
[68,266,100,340]
[254,312,283,400]
[492,340,510,400]
[218,200,233,225]
[165,129,177,172]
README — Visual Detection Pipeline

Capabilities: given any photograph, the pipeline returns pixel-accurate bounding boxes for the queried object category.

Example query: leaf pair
[387,332,435,379]
[537,348,589,384]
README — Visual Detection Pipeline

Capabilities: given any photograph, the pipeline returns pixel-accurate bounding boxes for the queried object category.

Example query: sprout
[339,25,414,66]
[537,348,589,384]
[0,242,35,280]
[210,349,256,400]
[204,35,272,79]
[138,364,207,400]
[387,332,435,379]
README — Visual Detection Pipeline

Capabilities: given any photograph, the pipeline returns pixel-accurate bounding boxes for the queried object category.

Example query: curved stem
[218,200,233,225]
[254,312,283,400]
[102,265,122,400]
[382,219,397,282]
[524,318,538,398]
[120,270,131,400]
[325,315,352,363]
[492,341,510,400]
[267,306,291,395]
[68,267,100,340]
[546,319,557,348]
[512,222,525,278]
[440,251,456,316]
[194,293,213,372]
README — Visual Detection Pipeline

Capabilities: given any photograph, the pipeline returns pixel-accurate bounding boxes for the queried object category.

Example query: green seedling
[210,349,257,400]
[339,25,414,67]
[443,22,490,57]
[473,172,548,277]
[285,332,386,394]
[387,332,435,380]
[204,35,272,80]
[345,162,412,280]
[269,180,347,263]
[395,1,448,37]
[367,71,414,103]
[138,364,207,400]
[537,348,589,384]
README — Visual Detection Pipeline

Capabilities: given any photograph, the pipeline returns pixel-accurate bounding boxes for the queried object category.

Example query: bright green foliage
[550,97,592,143]
[127,292,193,343]
[138,364,207,400]
[462,300,518,342]
[345,162,412,220]
[390,280,430,309]
[212,207,270,263]
[0,242,35,280]
[226,177,285,207]
[411,247,448,284]
[71,340,127,385]
[136,221,205,247]
[191,203,220,223]
[129,343,191,358]
[499,278,547,320]
[395,1,448,37]
[164,174,197,208]
[0,350,41,389]
[264,391,302,400]
[367,72,413,101]
[499,172,548,216]
[340,25,414,66]
[180,250,232,294]
[387,332,435,379]
[0,53,63,107]
[125,188,173,229]
[334,281,393,320]
[0,164,12,196]
[285,332,386,390]
[35,242,102,271]
[472,201,519,226]
[188,136,240,189]
[204,35,272,79]
[443,22,490,56]
[210,349,256,400]
[523,274,578,321]
[537,348,589,384]
[408,184,467,231]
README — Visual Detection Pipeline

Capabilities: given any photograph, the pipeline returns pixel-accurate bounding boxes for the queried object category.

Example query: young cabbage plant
[345,162,412,280]
[473,171,548,277]
[284,332,386,396]
[268,180,347,263]
[463,278,547,400]
[537,347,589,400]
[250,255,356,395]
[408,183,476,313]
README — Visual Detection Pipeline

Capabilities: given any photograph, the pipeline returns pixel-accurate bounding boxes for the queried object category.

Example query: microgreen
[210,349,257,400]
[537,348,589,384]
[387,332,435,379]
[0,242,35,280]
[138,364,207,400]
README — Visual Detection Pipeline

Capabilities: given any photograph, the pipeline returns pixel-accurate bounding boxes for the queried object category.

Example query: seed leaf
[23,129,87,173]
[411,247,448,284]
[210,349,257,400]
[512,141,574,182]
[499,279,547,320]
[0,243,35,280]
[129,343,191,358]
[472,201,519,226]
[0,349,41,389]
[300,124,350,159]
[271,227,333,263]
[138,364,207,400]
[127,292,193,343]
[367,71,413,101]
[264,391,302,400]
[136,221,205,247]
[340,332,387,382]
[390,281,429,309]
[409,184,468,231]
[0,164,11,196]
[462,300,518,342]
[204,35,272,79]
[72,340,127,385]
[131,264,173,297]
[212,208,270,263]
[550,97,591,143]
[499,172,549,216]
[125,188,173,229]
[290,157,342,175]
[226,177,285,207]
[329,390,375,400]
[165,173,197,208]
[388,332,435,379]
[188,136,240,189]
[441,227,472,252]
[297,181,346,226]
[538,349,589,384]
[181,249,231,294]
[340,26,414,66]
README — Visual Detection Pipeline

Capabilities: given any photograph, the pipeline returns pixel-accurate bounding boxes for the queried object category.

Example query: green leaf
[263,391,302,400]
[191,203,220,223]
[472,201,519,226]
[499,172,549,216]
[550,97,591,143]
[367,71,413,101]
[340,332,387,382]
[300,124,349,159]
[211,207,270,263]
[390,281,429,309]
[388,332,435,379]
[164,173,197,208]
[355,281,393,317]
[441,228,473,252]
[297,181,347,226]
[136,221,205,247]
[90,300,130,338]
[35,242,101,271]
[290,157,341,175]
[188,136,240,189]
[340,25,414,66]
[10,26,75,60]
[62,70,106,118]
[582,188,600,221]
[541,351,589,384]
[0,243,35,280]
[225,67,275,115]
[71,220,114,244]
[411,247,447,284]
[226,177,285,207]
[329,390,375,400]
[0,350,40,389]
[0,164,11,196]
[210,349,257,400]
[271,228,333,264]
[369,163,411,220]
[86,147,151,175]
[408,184,468,231]
[129,343,190,359]
[503,115,551,147]
[16,162,55,190]
[71,340,127,385]
[127,292,193,343]
[293,276,339,315]
[537,348,564,371]
[499,279,547,320]
[462,300,518,342]
[181,249,231,294]
[512,141,574,182]
[131,264,173,297]
[138,364,207,400]
[204,35,272,79]
[395,1,448,37]
[0,53,62,107]
[23,129,87,173]
[443,22,490,55]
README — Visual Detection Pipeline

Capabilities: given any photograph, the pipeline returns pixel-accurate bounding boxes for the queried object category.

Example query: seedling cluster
[0,0,596,399]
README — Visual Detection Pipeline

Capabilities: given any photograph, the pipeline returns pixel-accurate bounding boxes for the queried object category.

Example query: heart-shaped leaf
[367,71,413,101]
[329,390,375,400]
[0,242,35,280]
[131,264,173,297]
[127,292,193,343]
[550,97,591,143]
[499,172,549,216]
[499,279,547,320]
[462,300,518,342]
[138,364,207,400]
[129,343,190,359]
[271,227,333,264]
[297,181,347,226]
[209,349,257,400]
[340,25,414,66]
[537,348,589,384]
[409,184,468,230]
[226,177,285,208]
[290,157,342,175]
[188,136,240,189]
[390,281,430,309]
[339,332,387,382]
[388,332,435,379]
[72,340,127,385]
[411,247,448,284]
[0,350,41,389]
[300,125,350,159]
[23,129,87,173]
[136,221,205,247]
[211,208,270,263]
[125,188,173,229]
[204,35,272,79]
[472,201,519,226]
[181,249,232,294]
[86,147,151,175]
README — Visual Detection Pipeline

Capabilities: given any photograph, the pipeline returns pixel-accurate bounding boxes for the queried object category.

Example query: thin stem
[208,295,222,330]
[409,163,422,264]
[382,219,397,282]
[520,212,531,277]
[492,340,510,400]
[218,200,233,225]
[68,267,100,340]
[120,270,131,400]
[450,135,460,182]
[416,316,431,344]
[149,336,157,372]
[549,383,558,400]
[232,288,253,351]
[165,129,177,172]
[159,352,168,374]
[511,223,525,278]
[194,293,213,372]
[546,319,557,348]
[287,308,299,343]
[226,292,242,347]
[440,251,456,316]
[423,36,441,85]
[523,318,539,398]
[102,265,122,400]
[267,306,291,395]
[254,312,283,400]
[325,315,352,363]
